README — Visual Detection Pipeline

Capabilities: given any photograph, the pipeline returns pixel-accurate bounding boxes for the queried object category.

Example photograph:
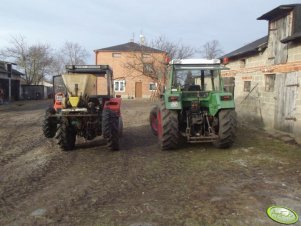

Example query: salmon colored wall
[95,51,165,98]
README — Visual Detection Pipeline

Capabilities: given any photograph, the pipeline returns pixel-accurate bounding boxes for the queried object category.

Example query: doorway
[135,82,142,98]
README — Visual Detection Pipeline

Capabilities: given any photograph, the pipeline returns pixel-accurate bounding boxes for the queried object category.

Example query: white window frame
[149,82,157,91]
[112,52,121,58]
[114,80,125,92]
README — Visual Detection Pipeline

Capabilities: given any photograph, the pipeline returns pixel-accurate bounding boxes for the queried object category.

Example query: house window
[142,53,151,59]
[112,53,121,58]
[143,63,154,74]
[244,81,251,92]
[114,80,125,92]
[149,83,157,91]
[265,74,275,92]
[240,59,246,68]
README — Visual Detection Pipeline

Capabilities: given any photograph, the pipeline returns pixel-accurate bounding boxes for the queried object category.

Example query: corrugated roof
[94,42,165,53]
[257,4,300,20]
[221,36,268,59]
[0,61,23,76]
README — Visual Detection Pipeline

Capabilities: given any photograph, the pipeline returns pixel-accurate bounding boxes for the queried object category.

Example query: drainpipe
[7,63,12,102]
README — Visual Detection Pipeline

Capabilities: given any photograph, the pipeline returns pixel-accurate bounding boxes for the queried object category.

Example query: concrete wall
[223,45,301,141]
[95,51,165,98]
[287,42,301,62]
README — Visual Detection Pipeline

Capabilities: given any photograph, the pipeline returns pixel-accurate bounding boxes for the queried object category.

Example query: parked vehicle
[42,65,123,151]
[150,59,237,150]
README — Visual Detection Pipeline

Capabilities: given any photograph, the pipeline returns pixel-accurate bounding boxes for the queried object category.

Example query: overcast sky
[0,0,299,62]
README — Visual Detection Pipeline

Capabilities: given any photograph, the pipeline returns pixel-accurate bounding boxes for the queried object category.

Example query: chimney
[139,34,145,45]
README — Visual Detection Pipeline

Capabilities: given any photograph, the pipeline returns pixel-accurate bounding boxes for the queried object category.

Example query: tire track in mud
[34,129,147,225]
[0,146,79,223]
[0,111,44,165]
[0,134,46,165]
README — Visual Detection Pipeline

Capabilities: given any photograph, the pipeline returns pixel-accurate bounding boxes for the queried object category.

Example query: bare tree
[123,36,196,99]
[200,40,223,59]
[123,35,196,79]
[61,41,89,65]
[52,42,89,74]
[149,36,195,59]
[0,35,54,85]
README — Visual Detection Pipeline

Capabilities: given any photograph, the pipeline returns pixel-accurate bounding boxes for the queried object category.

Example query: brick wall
[95,51,165,98]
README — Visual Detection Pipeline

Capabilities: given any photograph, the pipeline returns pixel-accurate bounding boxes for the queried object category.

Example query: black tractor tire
[213,109,237,148]
[57,117,76,151]
[149,106,159,136]
[42,107,57,138]
[102,109,120,151]
[119,117,123,137]
[158,102,179,150]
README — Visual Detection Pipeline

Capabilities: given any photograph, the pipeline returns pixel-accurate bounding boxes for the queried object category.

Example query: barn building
[0,61,23,102]
[222,4,301,143]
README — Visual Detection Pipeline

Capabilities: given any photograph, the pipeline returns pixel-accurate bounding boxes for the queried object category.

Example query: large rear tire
[158,102,179,150]
[213,109,237,148]
[42,107,57,138]
[102,109,120,151]
[57,117,76,151]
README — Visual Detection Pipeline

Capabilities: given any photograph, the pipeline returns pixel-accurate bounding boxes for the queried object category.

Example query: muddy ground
[0,99,300,226]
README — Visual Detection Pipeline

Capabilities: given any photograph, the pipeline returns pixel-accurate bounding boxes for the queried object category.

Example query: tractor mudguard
[104,98,122,116]
[54,92,65,110]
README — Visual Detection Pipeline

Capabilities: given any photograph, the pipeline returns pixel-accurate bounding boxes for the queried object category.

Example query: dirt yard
[0,99,300,226]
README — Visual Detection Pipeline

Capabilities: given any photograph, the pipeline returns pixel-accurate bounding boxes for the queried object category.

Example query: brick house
[94,42,166,99]
[0,61,23,101]
[221,4,301,143]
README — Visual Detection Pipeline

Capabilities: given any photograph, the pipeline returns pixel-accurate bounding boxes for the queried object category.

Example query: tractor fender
[104,98,122,116]
[54,92,65,110]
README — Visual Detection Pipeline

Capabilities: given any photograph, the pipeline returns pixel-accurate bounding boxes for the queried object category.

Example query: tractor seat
[187,85,201,91]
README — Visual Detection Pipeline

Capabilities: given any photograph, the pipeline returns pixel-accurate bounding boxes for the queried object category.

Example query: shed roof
[94,42,165,53]
[221,36,268,59]
[257,4,300,20]
[281,31,301,43]
[0,61,23,76]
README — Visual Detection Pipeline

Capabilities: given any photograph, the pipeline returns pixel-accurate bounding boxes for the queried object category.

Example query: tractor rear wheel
[102,109,120,151]
[158,102,178,150]
[42,107,57,138]
[57,117,76,151]
[213,109,237,148]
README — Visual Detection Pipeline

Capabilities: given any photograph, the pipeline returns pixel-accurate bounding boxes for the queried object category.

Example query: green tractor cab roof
[169,59,229,70]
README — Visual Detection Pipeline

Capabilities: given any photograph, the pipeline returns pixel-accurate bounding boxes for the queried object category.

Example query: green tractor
[150,59,237,150]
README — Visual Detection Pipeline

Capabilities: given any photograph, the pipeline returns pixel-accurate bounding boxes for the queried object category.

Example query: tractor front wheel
[57,117,76,151]
[213,109,237,148]
[102,109,120,151]
[42,107,57,138]
[158,102,178,150]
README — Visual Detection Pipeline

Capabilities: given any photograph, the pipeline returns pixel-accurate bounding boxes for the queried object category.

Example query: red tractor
[42,65,123,151]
